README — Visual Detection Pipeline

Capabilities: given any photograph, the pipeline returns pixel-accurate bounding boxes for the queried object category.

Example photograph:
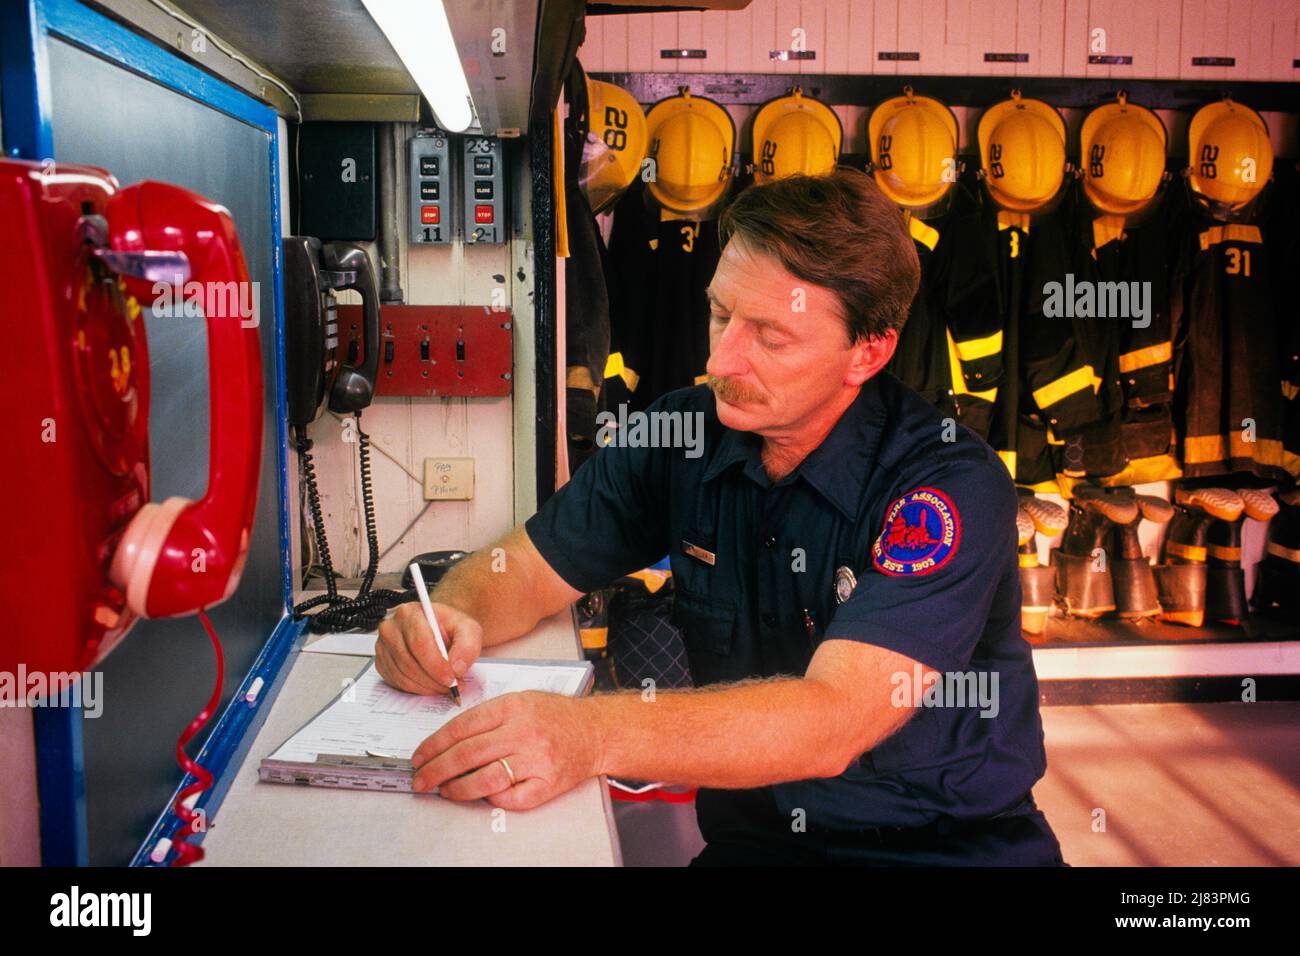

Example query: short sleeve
[524,409,673,593]
[822,456,1018,673]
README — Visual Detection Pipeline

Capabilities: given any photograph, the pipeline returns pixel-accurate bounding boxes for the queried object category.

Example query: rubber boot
[1206,488,1278,627]
[1017,492,1066,639]
[1110,490,1174,620]
[1054,485,1136,618]
[1156,486,1242,628]
[1253,488,1300,621]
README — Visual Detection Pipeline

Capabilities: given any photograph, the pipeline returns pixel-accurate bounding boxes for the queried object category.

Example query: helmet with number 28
[751,87,842,184]
[580,78,647,215]
[1187,98,1273,221]
[869,88,959,218]
[978,91,1068,216]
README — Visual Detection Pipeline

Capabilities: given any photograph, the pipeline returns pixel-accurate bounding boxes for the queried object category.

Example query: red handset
[106,181,264,618]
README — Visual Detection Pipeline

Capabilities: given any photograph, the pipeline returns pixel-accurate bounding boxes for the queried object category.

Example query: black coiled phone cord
[292,419,412,634]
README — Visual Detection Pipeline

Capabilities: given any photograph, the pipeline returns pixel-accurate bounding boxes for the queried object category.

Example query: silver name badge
[682,540,716,566]
[834,566,857,605]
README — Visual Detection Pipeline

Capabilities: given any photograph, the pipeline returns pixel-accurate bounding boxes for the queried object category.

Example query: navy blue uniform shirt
[525,371,1048,833]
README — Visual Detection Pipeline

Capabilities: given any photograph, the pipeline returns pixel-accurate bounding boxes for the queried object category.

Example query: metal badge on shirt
[833,566,857,605]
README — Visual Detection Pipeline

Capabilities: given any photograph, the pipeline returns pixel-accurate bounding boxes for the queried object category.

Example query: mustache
[707,375,765,404]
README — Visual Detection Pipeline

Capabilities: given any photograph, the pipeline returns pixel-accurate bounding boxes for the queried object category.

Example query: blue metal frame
[131,615,307,867]
[2,0,297,866]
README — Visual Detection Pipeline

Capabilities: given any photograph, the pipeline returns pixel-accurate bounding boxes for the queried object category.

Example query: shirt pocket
[671,587,736,657]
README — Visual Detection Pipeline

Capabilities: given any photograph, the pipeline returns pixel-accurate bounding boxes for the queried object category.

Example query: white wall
[294,125,537,587]
[582,0,1300,80]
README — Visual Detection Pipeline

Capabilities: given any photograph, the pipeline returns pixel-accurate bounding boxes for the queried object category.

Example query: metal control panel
[408,128,452,245]
[463,136,504,244]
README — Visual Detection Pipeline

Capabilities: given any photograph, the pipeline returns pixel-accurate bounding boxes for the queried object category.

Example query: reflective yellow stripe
[566,365,597,391]
[1210,544,1242,562]
[1032,365,1101,409]
[694,373,709,385]
[579,627,607,650]
[627,568,671,593]
[997,211,1031,231]
[954,329,1003,362]
[1092,216,1126,251]
[1097,452,1183,487]
[1167,542,1207,562]
[1268,541,1300,564]
[908,215,940,251]
[997,450,1016,478]
[1118,341,1172,374]
[1199,223,1262,250]
[1019,553,1040,568]
[1183,435,1300,475]
[603,351,640,392]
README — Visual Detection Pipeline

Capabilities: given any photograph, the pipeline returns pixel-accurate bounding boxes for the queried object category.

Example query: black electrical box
[297,122,377,241]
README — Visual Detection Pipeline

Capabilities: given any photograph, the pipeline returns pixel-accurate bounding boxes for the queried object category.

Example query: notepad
[259,658,593,791]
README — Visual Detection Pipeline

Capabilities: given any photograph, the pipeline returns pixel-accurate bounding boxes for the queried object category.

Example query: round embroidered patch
[872,487,961,576]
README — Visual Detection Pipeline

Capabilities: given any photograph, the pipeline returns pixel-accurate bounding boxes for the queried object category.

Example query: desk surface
[198,606,622,866]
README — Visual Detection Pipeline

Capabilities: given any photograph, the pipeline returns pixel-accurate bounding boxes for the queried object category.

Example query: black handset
[282,235,335,427]
[322,241,380,414]
[283,236,408,633]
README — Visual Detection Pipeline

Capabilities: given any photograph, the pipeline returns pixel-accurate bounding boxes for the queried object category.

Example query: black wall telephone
[283,237,407,631]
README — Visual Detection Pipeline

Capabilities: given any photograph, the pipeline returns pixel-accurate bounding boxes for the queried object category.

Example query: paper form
[266,659,591,764]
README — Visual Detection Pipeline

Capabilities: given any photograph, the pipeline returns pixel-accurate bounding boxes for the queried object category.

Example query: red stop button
[475,204,494,224]
[421,205,440,224]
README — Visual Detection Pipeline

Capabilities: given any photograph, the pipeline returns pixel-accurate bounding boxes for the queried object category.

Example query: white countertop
[197,606,622,866]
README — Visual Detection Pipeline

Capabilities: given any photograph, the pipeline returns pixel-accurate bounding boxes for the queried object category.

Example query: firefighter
[377,168,1064,866]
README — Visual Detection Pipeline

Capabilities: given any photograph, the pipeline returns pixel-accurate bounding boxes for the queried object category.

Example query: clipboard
[259,657,594,792]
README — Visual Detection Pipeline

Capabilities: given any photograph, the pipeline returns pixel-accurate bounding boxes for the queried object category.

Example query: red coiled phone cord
[169,609,224,866]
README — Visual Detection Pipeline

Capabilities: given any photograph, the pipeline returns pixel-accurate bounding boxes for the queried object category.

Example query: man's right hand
[375,601,483,696]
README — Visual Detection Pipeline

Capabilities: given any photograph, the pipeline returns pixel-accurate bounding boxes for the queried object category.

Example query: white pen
[408,562,462,707]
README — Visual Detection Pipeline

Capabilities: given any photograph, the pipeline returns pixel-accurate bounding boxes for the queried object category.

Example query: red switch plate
[474,204,494,223]
[335,304,513,397]
[420,205,440,224]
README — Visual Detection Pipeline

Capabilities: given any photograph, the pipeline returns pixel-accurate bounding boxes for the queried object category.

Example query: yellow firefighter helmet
[1080,92,1168,218]
[978,91,1068,215]
[1187,98,1273,220]
[751,87,842,183]
[580,77,648,215]
[645,88,734,218]
[868,87,960,216]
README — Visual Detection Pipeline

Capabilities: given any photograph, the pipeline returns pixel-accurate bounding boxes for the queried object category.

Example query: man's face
[704,236,894,437]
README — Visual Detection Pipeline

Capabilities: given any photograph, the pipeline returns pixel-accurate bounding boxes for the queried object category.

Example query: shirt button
[763,535,777,549]
[761,612,777,627]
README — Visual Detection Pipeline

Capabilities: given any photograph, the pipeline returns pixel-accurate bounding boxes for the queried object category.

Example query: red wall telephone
[3,159,263,675]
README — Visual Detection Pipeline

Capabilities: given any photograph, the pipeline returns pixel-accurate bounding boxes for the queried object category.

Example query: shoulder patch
[872,487,961,576]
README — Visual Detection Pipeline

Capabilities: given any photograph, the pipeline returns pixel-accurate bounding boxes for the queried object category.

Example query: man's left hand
[410,692,603,810]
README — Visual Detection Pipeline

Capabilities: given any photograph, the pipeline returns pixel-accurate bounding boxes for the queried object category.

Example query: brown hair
[717,168,920,343]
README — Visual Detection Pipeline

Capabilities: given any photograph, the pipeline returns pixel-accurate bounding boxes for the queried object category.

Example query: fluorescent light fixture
[361,0,475,132]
